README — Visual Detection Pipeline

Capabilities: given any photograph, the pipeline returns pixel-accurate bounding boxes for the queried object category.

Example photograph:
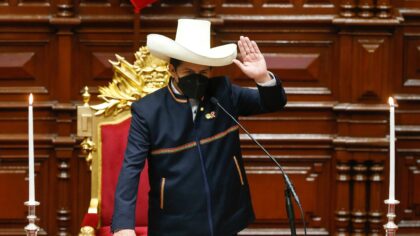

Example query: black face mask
[176,73,209,100]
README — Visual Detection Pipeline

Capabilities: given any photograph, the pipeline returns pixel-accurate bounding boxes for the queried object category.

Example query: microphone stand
[285,186,296,236]
[210,97,306,236]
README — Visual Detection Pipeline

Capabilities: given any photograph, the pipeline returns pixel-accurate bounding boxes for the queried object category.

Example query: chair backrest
[77,46,170,229]
[99,116,150,226]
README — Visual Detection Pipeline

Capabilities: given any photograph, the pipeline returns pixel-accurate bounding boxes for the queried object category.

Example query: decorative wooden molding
[376,0,392,18]
[57,4,74,18]
[285,101,337,109]
[222,14,335,24]
[239,227,329,235]
[403,79,420,86]
[243,154,331,161]
[335,162,351,233]
[0,15,50,23]
[398,220,420,229]
[0,133,57,142]
[333,103,389,111]
[333,136,388,146]
[240,133,333,142]
[332,17,402,25]
[305,162,323,181]
[335,0,403,23]
[284,87,332,95]
[368,163,384,234]
[395,94,420,101]
[200,0,217,17]
[340,0,357,17]
[0,87,48,95]
[358,0,375,18]
[351,163,368,233]
[240,135,390,149]
[0,228,47,235]
[245,166,311,175]
[0,101,76,110]
[56,207,71,235]
[57,160,70,179]
[396,125,420,133]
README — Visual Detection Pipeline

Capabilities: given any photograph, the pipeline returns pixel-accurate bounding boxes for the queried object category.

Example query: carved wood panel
[0,34,53,100]
[74,35,135,98]
[216,0,338,15]
[0,154,49,233]
[403,35,420,88]
[246,159,330,231]
[351,36,391,103]
[398,154,420,231]
[216,32,338,101]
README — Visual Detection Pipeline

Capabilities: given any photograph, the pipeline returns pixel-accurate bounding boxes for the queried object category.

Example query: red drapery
[131,0,157,13]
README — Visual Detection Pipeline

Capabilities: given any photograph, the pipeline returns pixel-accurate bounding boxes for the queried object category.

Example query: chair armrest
[79,213,99,236]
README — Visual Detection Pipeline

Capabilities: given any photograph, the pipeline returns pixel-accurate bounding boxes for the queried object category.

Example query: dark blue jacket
[111,76,287,236]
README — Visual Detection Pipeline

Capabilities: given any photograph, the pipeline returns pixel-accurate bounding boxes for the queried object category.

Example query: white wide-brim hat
[147,19,237,67]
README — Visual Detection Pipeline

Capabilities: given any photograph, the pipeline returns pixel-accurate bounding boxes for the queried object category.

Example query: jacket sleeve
[111,102,150,232]
[230,74,287,116]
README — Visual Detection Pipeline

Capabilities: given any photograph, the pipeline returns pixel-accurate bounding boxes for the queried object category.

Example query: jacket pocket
[233,155,244,186]
[160,177,166,209]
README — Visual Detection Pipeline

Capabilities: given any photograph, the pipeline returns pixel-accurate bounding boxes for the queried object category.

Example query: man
[112,19,287,236]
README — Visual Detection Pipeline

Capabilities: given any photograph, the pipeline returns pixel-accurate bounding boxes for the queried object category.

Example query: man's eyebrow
[182,68,194,72]
[182,68,210,73]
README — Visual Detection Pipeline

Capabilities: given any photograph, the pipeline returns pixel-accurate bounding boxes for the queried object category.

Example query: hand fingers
[245,37,255,53]
[251,40,261,54]
[233,58,246,71]
[240,36,252,55]
[249,53,258,61]
[237,40,247,59]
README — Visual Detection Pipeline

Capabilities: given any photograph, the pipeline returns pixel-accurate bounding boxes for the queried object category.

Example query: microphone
[210,97,307,236]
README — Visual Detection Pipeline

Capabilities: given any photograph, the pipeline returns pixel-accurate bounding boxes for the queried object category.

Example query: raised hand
[233,36,271,84]
[113,229,136,236]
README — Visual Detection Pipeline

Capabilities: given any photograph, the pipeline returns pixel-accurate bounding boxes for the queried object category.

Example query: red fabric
[81,213,99,228]
[130,0,157,13]
[99,226,148,236]
[100,117,150,227]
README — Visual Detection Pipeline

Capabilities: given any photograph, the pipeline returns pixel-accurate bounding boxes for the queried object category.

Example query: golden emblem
[205,111,216,119]
[91,46,170,117]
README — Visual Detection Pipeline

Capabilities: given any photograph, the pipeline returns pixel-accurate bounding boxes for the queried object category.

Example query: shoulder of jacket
[131,86,168,112]
[211,76,232,89]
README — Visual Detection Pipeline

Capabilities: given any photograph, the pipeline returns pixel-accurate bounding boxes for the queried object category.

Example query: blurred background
[0,0,419,235]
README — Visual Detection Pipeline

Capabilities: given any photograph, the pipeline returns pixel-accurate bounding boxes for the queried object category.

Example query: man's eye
[183,70,208,75]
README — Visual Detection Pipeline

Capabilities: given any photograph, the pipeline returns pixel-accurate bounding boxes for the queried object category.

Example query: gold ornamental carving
[91,46,170,117]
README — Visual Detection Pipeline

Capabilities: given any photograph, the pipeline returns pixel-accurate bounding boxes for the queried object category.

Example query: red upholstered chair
[79,117,150,236]
[77,47,170,236]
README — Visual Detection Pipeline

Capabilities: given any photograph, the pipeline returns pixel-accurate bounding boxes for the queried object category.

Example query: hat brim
[147,34,237,67]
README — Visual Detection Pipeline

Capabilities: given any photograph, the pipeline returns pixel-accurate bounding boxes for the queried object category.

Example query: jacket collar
[167,77,215,104]
[168,78,188,103]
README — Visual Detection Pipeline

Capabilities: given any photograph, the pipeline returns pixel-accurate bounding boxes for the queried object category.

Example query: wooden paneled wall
[0,0,419,235]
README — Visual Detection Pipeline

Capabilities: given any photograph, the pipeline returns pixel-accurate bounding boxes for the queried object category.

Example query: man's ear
[208,66,213,77]
[168,64,178,82]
